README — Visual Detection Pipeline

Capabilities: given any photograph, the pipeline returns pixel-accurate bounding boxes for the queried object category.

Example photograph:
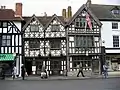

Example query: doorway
[50,60,61,75]
[25,60,32,75]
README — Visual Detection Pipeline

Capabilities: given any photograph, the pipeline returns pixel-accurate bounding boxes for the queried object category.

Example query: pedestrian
[103,63,108,79]
[12,66,17,80]
[1,66,5,80]
[41,65,47,79]
[21,64,25,80]
[77,62,85,77]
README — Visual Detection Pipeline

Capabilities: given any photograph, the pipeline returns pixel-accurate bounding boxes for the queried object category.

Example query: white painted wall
[101,21,120,53]
[13,21,22,31]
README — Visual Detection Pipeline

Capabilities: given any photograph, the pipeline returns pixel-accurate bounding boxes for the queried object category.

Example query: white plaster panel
[13,21,22,31]
[15,35,18,46]
[12,35,14,46]
[5,47,7,53]
[1,47,4,53]
[3,28,7,33]
[106,49,120,53]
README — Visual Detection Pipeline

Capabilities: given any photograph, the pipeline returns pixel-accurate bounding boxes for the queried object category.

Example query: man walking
[12,66,17,80]
[103,63,108,79]
[21,64,25,80]
[77,62,85,77]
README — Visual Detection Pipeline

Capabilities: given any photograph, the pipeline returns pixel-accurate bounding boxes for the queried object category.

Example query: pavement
[4,71,120,81]
[1,77,120,90]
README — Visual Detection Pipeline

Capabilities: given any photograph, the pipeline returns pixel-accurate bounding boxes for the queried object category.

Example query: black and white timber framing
[0,20,23,76]
[66,4,102,74]
[23,14,67,75]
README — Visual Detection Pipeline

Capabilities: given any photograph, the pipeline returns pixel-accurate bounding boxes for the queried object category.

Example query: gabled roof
[89,4,120,20]
[0,9,22,21]
[22,14,44,31]
[68,4,102,26]
[45,14,65,29]
[23,15,66,28]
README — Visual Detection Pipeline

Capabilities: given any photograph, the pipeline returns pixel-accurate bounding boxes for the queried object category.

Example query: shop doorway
[25,60,32,75]
[50,60,61,75]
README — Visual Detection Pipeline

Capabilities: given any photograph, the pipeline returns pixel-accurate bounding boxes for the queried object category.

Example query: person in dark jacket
[21,65,25,80]
[77,62,85,77]
[1,66,5,80]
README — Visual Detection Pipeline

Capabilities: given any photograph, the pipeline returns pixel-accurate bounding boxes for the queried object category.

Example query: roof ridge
[91,4,120,7]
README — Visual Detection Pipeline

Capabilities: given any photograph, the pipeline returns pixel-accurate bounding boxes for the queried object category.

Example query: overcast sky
[0,0,120,16]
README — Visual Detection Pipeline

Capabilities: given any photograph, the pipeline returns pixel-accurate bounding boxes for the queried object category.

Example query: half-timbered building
[23,14,66,75]
[22,0,120,76]
[0,3,23,77]
[66,3,102,75]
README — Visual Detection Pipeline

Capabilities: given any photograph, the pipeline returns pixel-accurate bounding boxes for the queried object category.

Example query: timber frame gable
[22,14,44,32]
[68,4,102,27]
[45,14,65,29]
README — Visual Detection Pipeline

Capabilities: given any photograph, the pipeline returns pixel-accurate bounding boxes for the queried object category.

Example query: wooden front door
[50,60,61,75]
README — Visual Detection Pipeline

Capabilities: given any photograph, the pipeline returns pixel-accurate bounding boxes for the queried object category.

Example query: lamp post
[100,39,105,74]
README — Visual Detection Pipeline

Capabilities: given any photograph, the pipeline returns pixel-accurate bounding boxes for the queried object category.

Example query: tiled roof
[22,16,66,26]
[89,4,120,20]
[0,9,22,21]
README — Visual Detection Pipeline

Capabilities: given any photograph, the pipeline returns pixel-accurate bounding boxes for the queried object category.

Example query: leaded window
[50,39,61,48]
[2,35,11,46]
[29,40,40,48]
[75,36,94,47]
[112,23,118,29]
[75,18,86,27]
[0,22,7,28]
[30,25,39,32]
[113,36,119,47]
[112,10,120,14]
[51,24,60,32]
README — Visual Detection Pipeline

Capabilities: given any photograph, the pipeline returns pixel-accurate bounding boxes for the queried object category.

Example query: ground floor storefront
[25,55,102,76]
[106,54,120,71]
[25,57,67,76]
[0,53,22,77]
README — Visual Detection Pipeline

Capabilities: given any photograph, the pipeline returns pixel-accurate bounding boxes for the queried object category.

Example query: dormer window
[112,10,120,14]
[111,6,120,15]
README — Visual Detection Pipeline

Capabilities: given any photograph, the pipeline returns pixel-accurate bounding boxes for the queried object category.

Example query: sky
[0,0,120,16]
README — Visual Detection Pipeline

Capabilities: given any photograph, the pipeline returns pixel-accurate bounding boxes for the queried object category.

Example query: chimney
[86,0,91,7]
[62,9,66,19]
[67,6,72,19]
[44,12,47,17]
[1,6,6,9]
[15,3,22,16]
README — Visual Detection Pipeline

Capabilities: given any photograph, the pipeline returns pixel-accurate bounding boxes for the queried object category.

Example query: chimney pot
[1,6,6,9]
[67,6,72,19]
[62,9,66,18]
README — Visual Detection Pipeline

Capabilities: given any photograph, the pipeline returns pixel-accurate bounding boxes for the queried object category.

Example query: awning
[0,54,15,61]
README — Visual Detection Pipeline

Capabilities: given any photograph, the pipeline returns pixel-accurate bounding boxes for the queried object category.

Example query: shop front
[0,54,17,76]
